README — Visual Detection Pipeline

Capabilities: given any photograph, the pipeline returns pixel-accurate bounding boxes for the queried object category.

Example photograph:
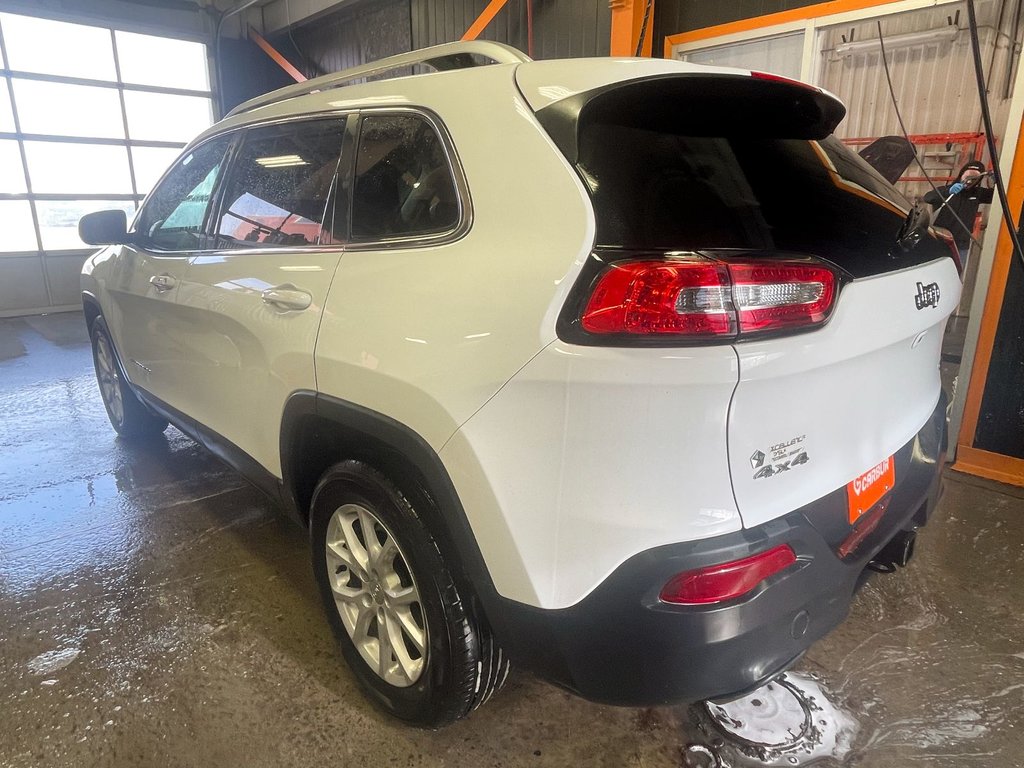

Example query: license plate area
[846,456,895,525]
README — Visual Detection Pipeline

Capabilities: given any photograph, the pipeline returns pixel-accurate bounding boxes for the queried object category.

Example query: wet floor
[1,312,1022,768]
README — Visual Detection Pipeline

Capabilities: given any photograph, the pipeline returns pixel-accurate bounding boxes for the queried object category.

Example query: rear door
[105,135,232,411]
[174,115,351,477]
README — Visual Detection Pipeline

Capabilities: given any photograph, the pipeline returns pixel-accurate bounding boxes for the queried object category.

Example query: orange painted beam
[611,0,654,57]
[663,0,903,56]
[952,447,1024,488]
[462,0,511,42]
[249,26,306,83]
[955,123,1024,477]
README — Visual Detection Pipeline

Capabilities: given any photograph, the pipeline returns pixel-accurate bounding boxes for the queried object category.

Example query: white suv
[80,41,959,727]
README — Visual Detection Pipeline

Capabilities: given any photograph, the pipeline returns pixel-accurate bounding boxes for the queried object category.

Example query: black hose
[876,20,978,246]
[635,0,653,57]
[966,0,1024,269]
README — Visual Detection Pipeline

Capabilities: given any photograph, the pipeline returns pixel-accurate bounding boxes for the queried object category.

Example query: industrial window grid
[0,14,214,262]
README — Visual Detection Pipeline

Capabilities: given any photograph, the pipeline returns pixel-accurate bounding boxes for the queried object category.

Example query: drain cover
[706,677,812,749]
[694,673,859,767]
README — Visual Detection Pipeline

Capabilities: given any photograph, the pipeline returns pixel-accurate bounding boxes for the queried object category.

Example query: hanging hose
[965,0,1024,270]
[635,0,653,57]
[875,21,979,248]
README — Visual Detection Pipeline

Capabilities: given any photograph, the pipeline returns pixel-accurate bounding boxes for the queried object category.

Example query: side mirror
[79,209,133,246]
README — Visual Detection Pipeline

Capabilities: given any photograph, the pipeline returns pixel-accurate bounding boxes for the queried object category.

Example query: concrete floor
[1,312,1022,768]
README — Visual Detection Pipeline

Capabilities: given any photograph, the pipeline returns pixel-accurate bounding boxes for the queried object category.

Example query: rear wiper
[894,200,932,253]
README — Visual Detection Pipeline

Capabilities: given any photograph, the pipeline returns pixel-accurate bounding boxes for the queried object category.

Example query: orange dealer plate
[846,456,895,525]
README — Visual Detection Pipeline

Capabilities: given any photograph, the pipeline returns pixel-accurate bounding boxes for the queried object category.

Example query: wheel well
[284,408,497,621]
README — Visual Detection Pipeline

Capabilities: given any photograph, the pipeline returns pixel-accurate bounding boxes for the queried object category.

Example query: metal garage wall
[283,0,412,77]
[411,0,610,58]
[818,1,1018,146]
[286,0,610,72]
[653,0,821,57]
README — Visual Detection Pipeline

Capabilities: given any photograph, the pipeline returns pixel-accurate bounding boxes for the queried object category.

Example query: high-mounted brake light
[580,257,837,340]
[659,544,797,605]
[750,70,821,93]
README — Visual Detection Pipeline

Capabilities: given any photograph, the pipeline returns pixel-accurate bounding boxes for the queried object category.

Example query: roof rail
[227,40,531,117]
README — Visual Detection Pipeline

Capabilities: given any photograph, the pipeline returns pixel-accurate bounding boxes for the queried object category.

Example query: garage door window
[0,11,214,313]
[215,119,347,249]
[351,113,460,241]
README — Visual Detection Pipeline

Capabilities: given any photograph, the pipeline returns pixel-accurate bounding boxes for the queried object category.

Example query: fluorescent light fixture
[255,154,308,168]
[834,25,958,56]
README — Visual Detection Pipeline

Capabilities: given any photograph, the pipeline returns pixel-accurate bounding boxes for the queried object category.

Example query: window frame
[345,106,472,251]
[129,130,240,255]
[207,114,353,253]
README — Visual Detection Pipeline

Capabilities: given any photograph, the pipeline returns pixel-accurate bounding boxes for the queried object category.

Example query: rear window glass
[576,124,911,255]
[351,113,459,240]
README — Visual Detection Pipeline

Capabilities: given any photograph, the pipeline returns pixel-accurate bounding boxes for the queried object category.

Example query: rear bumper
[487,391,946,706]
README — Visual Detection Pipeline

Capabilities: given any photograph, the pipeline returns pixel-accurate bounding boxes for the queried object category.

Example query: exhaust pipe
[867,529,917,573]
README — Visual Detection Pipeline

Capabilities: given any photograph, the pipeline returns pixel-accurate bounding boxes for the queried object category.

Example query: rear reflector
[659,544,797,605]
[581,257,837,340]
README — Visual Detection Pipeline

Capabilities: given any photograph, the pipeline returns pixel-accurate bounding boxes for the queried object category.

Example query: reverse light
[659,545,797,605]
[580,257,837,340]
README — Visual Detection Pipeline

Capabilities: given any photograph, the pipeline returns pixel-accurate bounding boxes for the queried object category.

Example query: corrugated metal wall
[818,0,1020,196]
[279,0,412,77]
[410,0,609,58]
[653,0,820,56]
[286,0,610,73]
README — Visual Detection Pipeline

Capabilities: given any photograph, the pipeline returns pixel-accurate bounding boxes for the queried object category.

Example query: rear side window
[351,113,459,241]
[215,118,346,248]
[134,135,230,251]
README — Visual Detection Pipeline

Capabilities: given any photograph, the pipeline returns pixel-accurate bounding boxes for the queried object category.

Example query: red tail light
[659,544,797,605]
[581,257,837,340]
[933,228,963,276]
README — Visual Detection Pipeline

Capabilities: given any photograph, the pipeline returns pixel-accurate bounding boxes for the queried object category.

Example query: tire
[310,460,509,727]
[89,317,168,439]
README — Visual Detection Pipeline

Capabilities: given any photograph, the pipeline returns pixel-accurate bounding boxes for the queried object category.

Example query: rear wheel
[310,460,508,727]
[90,317,167,439]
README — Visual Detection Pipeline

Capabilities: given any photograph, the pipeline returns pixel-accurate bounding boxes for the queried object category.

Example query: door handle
[149,274,177,292]
[261,285,312,311]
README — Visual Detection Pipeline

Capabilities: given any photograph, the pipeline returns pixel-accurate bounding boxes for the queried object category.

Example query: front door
[104,135,233,411]
[174,116,351,477]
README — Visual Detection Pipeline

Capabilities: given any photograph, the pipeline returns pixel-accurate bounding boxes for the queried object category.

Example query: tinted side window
[351,113,459,240]
[215,118,346,248]
[135,135,230,251]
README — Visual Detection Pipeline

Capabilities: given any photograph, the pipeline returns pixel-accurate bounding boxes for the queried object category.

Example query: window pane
[131,146,183,194]
[0,13,117,81]
[0,83,14,133]
[0,200,38,252]
[124,91,212,143]
[216,119,345,248]
[24,142,132,194]
[0,140,26,193]
[136,136,230,251]
[36,200,135,250]
[352,114,460,240]
[115,31,209,91]
[13,79,125,139]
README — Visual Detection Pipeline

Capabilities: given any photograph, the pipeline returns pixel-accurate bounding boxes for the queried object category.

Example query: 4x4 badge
[914,281,940,310]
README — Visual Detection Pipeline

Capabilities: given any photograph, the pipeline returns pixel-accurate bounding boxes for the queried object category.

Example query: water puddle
[683,673,858,767]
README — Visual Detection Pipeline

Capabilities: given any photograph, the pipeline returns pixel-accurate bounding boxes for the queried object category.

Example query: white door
[174,116,351,476]
[104,135,233,411]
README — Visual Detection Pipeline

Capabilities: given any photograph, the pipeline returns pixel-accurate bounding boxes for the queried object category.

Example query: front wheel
[90,317,167,439]
[310,460,508,727]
